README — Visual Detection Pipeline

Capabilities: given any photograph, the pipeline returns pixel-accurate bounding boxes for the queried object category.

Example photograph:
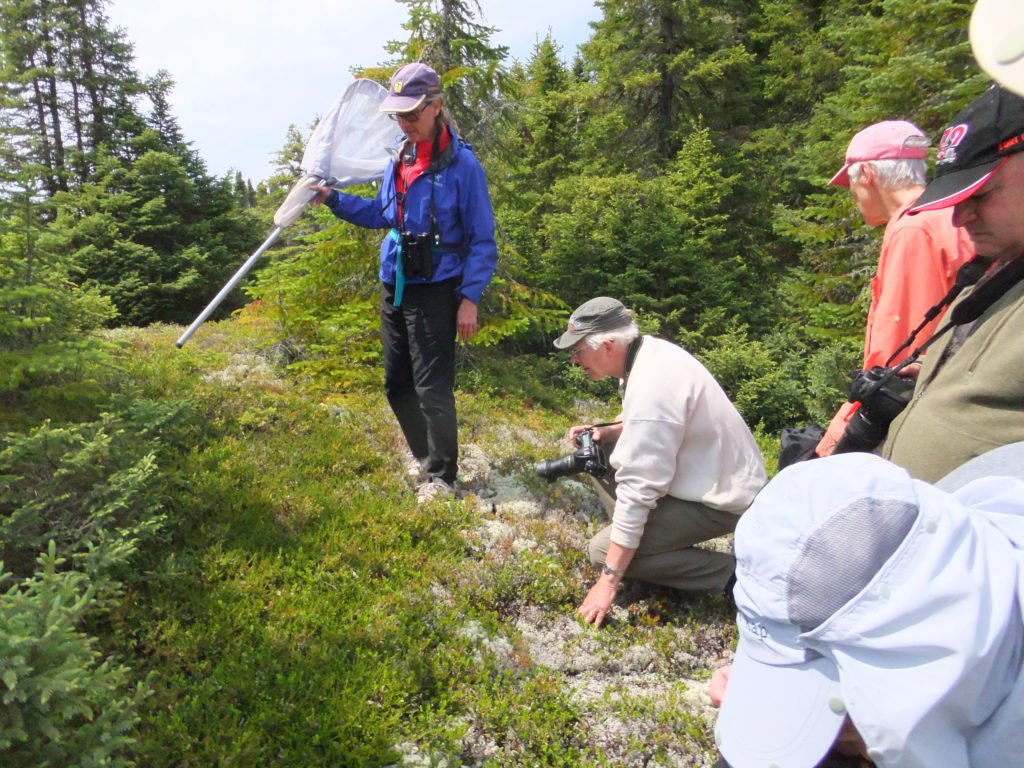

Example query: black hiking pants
[380,277,460,485]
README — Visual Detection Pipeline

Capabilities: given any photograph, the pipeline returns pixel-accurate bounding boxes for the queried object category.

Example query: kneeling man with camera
[551,297,767,627]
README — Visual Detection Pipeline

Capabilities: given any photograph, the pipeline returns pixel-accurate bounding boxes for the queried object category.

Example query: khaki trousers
[588,476,739,593]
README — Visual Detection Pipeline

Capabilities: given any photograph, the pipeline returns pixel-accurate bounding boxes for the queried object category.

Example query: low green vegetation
[3,318,741,766]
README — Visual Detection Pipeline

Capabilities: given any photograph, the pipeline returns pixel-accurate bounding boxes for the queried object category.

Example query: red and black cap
[909,85,1024,214]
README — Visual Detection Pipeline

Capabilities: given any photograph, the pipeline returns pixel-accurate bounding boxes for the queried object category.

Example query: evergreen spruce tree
[0,0,145,196]
[488,37,580,262]
[580,0,759,169]
[378,0,509,144]
[771,0,980,347]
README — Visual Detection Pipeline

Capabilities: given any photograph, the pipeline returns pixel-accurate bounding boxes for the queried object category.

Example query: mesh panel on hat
[787,498,919,629]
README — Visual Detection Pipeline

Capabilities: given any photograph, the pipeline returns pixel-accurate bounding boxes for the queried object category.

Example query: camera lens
[536,454,584,482]
[833,409,890,454]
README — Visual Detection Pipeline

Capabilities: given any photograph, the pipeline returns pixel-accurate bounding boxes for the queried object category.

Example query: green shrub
[803,339,862,426]
[242,214,385,391]
[0,366,202,768]
[457,348,618,411]
[1,210,118,397]
[692,324,812,434]
[0,397,194,583]
[0,544,147,767]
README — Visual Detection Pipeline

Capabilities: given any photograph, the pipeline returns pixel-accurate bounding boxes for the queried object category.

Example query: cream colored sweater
[608,337,767,549]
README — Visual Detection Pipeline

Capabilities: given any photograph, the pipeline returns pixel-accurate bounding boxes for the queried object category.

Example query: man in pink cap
[814,121,974,457]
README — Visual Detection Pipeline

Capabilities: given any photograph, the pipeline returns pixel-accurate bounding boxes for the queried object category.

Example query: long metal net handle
[175,226,283,348]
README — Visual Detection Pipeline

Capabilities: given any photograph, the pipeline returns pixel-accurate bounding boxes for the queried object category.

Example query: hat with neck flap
[715,451,1024,768]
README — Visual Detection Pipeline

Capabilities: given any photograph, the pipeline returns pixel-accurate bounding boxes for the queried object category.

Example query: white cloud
[106,0,600,182]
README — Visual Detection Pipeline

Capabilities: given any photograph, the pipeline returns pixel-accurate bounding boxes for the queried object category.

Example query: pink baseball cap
[828,120,930,187]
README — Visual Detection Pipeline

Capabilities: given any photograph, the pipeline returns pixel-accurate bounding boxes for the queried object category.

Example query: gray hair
[428,97,454,131]
[848,157,928,189]
[582,322,640,349]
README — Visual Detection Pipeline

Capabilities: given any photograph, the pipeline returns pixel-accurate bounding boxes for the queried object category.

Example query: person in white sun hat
[971,0,1024,98]
[712,446,1024,768]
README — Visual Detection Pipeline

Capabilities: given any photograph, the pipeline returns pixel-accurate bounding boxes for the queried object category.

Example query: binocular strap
[391,228,406,307]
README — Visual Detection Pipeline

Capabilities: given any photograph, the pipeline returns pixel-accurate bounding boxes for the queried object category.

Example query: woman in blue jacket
[313,63,498,502]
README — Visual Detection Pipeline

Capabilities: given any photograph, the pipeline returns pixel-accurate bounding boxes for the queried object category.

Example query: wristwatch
[601,564,626,578]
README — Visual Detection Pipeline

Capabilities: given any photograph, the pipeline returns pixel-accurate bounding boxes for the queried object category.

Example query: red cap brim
[828,163,852,187]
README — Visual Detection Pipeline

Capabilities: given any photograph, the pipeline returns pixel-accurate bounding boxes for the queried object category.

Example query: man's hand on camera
[567,425,592,445]
[900,362,922,380]
[567,422,622,447]
[594,422,622,446]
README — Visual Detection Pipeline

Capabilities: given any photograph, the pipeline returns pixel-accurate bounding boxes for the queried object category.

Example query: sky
[105,0,603,183]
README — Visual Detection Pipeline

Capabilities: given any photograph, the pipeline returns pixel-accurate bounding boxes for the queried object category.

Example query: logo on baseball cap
[909,85,1024,214]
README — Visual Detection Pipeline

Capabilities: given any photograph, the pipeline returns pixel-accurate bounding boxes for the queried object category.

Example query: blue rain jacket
[325,127,497,304]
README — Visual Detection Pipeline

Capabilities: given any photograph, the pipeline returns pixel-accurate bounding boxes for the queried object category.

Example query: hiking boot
[416,478,454,504]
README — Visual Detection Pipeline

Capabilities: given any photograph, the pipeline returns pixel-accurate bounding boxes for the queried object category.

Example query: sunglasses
[389,101,434,123]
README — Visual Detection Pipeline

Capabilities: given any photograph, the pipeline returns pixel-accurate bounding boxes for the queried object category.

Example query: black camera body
[536,428,611,482]
[833,365,915,454]
[400,229,440,280]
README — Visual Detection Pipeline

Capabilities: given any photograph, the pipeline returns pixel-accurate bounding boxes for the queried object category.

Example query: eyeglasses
[570,343,590,360]
[389,101,434,123]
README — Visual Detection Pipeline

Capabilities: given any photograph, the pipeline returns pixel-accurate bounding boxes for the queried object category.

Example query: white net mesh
[273,79,403,229]
[300,78,404,187]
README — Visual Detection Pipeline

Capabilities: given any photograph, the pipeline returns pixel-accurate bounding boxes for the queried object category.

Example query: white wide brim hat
[971,0,1024,98]
[715,448,1024,768]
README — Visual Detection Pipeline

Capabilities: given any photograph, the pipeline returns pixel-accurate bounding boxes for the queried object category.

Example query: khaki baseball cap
[552,297,633,349]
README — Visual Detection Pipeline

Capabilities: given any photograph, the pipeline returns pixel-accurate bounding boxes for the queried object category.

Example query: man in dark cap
[881,84,1024,482]
[552,297,767,626]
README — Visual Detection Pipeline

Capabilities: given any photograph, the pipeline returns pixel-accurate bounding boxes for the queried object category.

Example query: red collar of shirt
[396,124,452,197]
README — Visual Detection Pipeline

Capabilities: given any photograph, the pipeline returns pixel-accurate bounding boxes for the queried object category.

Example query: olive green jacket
[883,270,1024,483]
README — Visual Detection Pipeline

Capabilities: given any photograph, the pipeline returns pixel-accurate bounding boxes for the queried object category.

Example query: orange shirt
[817,202,975,456]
